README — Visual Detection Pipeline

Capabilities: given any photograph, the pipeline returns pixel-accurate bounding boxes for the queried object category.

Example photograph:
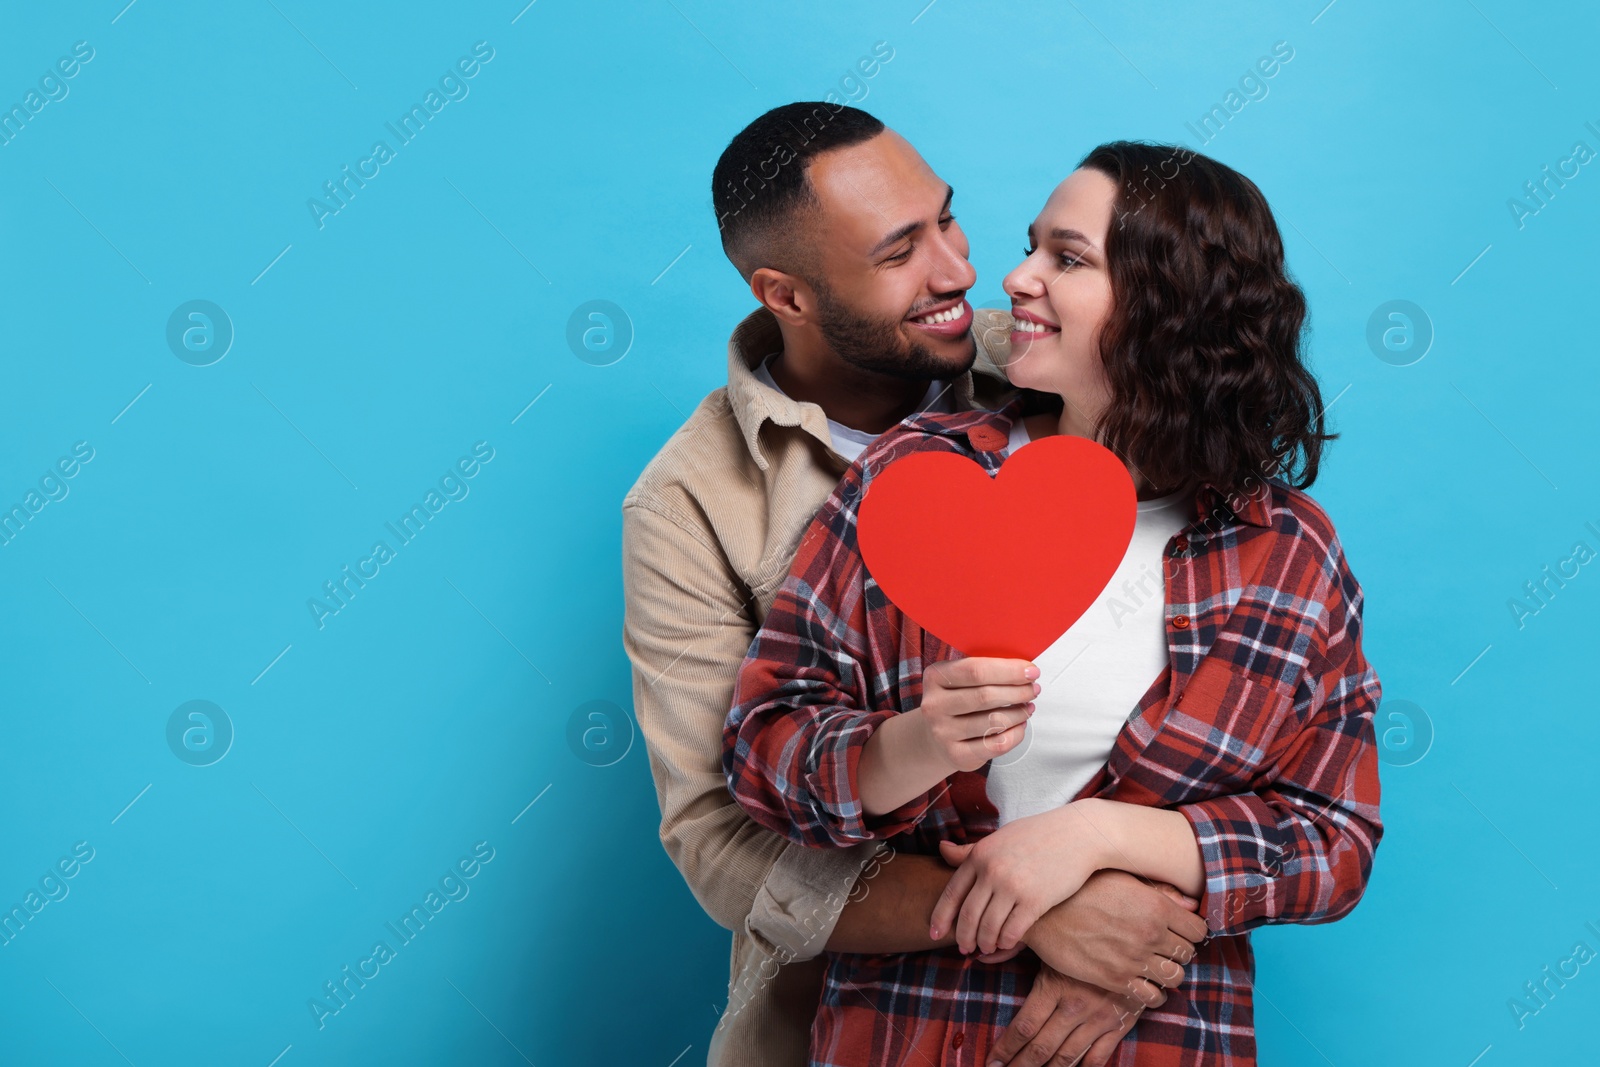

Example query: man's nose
[926,232,976,294]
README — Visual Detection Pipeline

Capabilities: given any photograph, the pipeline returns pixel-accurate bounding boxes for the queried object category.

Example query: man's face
[800,130,978,381]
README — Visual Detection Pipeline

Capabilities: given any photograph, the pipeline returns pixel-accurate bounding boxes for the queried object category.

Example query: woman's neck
[1026,410,1188,502]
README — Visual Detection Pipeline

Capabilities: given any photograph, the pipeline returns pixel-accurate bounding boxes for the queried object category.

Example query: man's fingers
[1143,953,1187,990]
[1154,880,1200,911]
[1161,931,1201,967]
[988,981,1061,1066]
[1169,910,1209,945]
[1036,1023,1100,1067]
[1122,975,1166,1009]
[1012,1011,1088,1067]
[1078,1024,1133,1067]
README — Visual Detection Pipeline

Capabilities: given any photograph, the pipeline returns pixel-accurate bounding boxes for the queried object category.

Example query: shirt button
[1172,614,1191,630]
[951,1031,965,1049]
[968,425,1007,452]
[1173,535,1188,551]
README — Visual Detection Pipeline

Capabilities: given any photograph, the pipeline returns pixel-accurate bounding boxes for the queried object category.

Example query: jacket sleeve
[723,469,942,848]
[622,499,879,960]
[1176,537,1384,937]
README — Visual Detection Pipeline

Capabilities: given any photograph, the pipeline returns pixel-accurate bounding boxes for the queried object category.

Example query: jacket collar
[725,307,989,473]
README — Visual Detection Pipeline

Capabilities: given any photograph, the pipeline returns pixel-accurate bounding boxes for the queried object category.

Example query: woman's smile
[1009,306,1060,344]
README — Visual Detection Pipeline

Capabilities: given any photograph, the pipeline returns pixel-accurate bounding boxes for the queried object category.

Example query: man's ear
[749,267,813,326]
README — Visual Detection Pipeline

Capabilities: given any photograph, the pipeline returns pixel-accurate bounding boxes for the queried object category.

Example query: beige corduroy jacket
[621,305,1018,1067]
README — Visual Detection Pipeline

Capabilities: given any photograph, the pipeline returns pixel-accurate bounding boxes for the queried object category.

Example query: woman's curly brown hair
[1077,141,1334,496]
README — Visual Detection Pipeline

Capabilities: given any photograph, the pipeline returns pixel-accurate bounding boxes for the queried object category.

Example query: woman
[723,141,1383,1067]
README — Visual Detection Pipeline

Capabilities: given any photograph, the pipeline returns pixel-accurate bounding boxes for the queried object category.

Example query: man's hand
[1021,869,1209,1006]
[987,964,1146,1067]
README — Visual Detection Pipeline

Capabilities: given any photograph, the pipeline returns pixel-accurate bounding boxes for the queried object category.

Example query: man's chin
[906,332,976,379]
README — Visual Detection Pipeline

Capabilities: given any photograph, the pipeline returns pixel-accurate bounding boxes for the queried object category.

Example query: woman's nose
[1004,261,1043,299]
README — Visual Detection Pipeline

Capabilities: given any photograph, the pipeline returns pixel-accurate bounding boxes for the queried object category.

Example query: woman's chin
[1000,347,1046,390]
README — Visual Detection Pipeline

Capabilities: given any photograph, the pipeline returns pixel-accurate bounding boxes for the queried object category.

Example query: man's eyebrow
[867,185,956,257]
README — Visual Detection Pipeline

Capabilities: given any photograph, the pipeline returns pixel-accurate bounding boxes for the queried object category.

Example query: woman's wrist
[1059,798,1118,873]
[1060,798,1206,897]
[860,712,952,816]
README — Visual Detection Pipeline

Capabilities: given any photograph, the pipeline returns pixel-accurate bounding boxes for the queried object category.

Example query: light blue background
[1,1,1596,1064]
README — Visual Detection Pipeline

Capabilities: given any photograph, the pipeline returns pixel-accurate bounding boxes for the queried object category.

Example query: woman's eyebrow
[1050,227,1092,243]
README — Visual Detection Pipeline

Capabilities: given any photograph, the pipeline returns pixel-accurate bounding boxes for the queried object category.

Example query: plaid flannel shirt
[723,394,1384,1067]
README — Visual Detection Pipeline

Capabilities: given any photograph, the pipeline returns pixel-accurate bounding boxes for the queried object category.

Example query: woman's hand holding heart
[858,656,1040,817]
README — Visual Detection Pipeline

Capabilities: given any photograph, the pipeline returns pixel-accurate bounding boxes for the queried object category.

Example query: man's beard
[811,277,976,382]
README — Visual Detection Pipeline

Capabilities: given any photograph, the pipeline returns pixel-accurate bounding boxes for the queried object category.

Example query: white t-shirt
[751,353,1022,465]
[986,430,1190,823]
[753,361,1134,820]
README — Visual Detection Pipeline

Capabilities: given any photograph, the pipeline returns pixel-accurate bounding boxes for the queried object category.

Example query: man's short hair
[711,102,885,281]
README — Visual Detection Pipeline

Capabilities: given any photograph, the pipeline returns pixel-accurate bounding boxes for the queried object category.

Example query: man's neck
[767,336,941,436]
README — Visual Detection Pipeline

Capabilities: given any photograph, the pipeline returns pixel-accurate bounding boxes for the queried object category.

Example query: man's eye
[887,248,913,263]
[939,214,955,227]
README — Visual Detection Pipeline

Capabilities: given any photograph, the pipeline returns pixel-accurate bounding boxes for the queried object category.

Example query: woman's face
[1001,167,1119,436]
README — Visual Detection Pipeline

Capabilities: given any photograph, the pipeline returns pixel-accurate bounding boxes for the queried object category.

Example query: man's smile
[906,297,972,337]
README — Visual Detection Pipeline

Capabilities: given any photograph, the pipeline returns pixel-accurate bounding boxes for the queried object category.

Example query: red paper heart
[857,433,1137,661]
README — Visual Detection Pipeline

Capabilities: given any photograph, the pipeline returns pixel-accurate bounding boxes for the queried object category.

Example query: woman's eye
[1022,244,1037,257]
[1058,252,1083,269]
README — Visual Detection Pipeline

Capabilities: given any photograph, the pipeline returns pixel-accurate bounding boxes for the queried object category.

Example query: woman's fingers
[928,656,1039,691]
[955,879,995,955]
[948,702,1031,740]
[959,718,1028,765]
[929,858,978,940]
[976,895,1015,956]
[953,681,1039,717]
[997,900,1043,955]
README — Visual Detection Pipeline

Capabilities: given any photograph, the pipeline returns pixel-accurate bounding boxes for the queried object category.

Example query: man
[621,103,1208,1066]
